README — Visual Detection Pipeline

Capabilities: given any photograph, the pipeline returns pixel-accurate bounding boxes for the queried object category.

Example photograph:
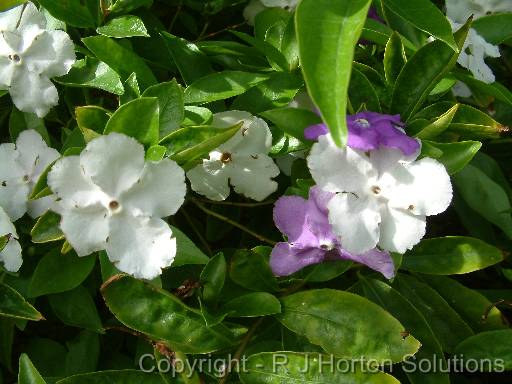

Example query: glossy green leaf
[9,108,48,143]
[170,225,209,266]
[301,260,353,283]
[421,140,481,174]
[473,14,512,44]
[101,274,244,353]
[109,0,153,15]
[382,0,457,50]
[277,289,421,363]
[145,145,166,161]
[104,97,159,146]
[239,352,400,384]
[76,106,110,142]
[119,72,140,104]
[18,354,46,384]
[82,36,157,90]
[0,282,43,321]
[0,0,26,12]
[419,275,508,332]
[230,249,279,293]
[455,74,512,107]
[97,15,149,38]
[261,107,321,142]
[414,103,459,139]
[384,32,407,85]
[0,234,9,253]
[454,330,512,370]
[38,0,99,28]
[223,292,281,318]
[57,58,124,95]
[31,211,64,244]
[28,250,96,298]
[184,71,270,104]
[361,18,395,46]
[183,106,212,126]
[64,331,100,376]
[393,273,474,353]
[56,370,166,384]
[296,0,372,146]
[141,80,184,137]
[349,67,381,112]
[200,252,226,305]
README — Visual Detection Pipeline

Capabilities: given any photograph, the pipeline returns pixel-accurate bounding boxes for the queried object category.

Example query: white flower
[0,206,22,272]
[47,133,186,280]
[0,2,75,117]
[187,111,280,202]
[0,129,59,220]
[243,0,299,25]
[446,0,512,23]
[307,134,453,254]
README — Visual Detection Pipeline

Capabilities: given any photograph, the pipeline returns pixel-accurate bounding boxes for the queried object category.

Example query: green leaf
[200,252,226,305]
[230,249,279,293]
[64,331,100,376]
[454,164,512,239]
[296,0,372,147]
[18,354,46,384]
[382,0,457,50]
[82,36,157,90]
[109,0,153,15]
[384,32,407,85]
[9,108,48,143]
[28,250,96,298]
[419,275,508,332]
[349,67,381,112]
[261,107,321,142]
[141,80,184,137]
[357,277,449,384]
[0,0,26,12]
[473,14,512,44]
[393,273,474,353]
[455,74,512,107]
[0,234,9,253]
[57,58,124,96]
[0,282,43,321]
[421,140,482,174]
[104,97,159,146]
[31,211,64,244]
[97,15,149,38]
[277,289,421,363]
[38,0,99,28]
[101,274,244,353]
[301,260,353,283]
[239,352,400,384]
[171,225,209,266]
[414,103,459,139]
[119,72,141,105]
[454,330,512,371]
[76,106,111,141]
[184,71,270,105]
[56,370,166,384]
[222,292,281,318]
[183,106,212,126]
[145,145,166,161]
[48,286,103,332]
[390,21,470,121]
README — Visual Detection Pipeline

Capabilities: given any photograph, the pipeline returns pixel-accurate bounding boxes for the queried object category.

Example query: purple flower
[269,186,395,279]
[304,111,420,156]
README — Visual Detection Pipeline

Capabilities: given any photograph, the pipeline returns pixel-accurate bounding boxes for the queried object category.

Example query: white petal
[60,205,109,256]
[228,154,279,201]
[15,129,59,183]
[261,0,298,8]
[0,206,17,236]
[80,133,145,198]
[187,161,230,201]
[327,193,381,254]
[308,134,376,194]
[9,71,58,117]
[0,142,23,181]
[48,156,108,209]
[369,145,421,176]
[0,206,22,272]
[121,158,186,218]
[386,157,453,216]
[107,214,176,280]
[243,0,266,25]
[0,58,16,87]
[0,180,28,221]
[27,194,57,218]
[379,206,426,254]
[0,4,24,31]
[17,2,46,31]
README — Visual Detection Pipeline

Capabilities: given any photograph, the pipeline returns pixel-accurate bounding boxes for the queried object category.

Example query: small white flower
[187,111,280,202]
[243,0,299,25]
[307,134,453,254]
[446,0,512,23]
[47,133,186,280]
[0,129,59,220]
[0,206,22,272]
[0,2,75,117]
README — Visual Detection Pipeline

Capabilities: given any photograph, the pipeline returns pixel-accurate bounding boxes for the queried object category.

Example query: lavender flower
[269,186,395,279]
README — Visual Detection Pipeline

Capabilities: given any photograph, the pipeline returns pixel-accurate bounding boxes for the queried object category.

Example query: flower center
[8,54,21,64]
[109,200,120,211]
[220,152,232,163]
[355,118,370,128]
[320,243,335,251]
[23,175,29,182]
[371,185,381,195]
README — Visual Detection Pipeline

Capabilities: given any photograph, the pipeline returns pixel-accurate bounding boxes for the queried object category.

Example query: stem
[181,208,212,256]
[191,199,277,246]
[193,198,275,208]
[196,21,246,41]
[168,1,183,33]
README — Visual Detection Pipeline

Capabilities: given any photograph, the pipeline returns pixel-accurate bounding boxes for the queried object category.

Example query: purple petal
[307,187,337,243]
[304,124,328,141]
[367,6,384,23]
[338,247,395,279]
[270,242,326,276]
[377,124,421,156]
[273,195,315,245]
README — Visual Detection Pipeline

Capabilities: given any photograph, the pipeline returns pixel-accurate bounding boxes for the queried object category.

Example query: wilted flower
[270,186,395,279]
[0,129,59,220]
[0,206,22,272]
[48,133,186,280]
[0,2,75,117]
[187,111,280,202]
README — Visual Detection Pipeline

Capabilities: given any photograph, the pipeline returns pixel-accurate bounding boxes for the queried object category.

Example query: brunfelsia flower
[0,129,59,220]
[187,111,280,202]
[446,0,512,23]
[0,2,75,117]
[270,186,395,279]
[308,134,453,254]
[0,206,22,272]
[305,111,421,156]
[47,133,186,280]
[243,0,298,25]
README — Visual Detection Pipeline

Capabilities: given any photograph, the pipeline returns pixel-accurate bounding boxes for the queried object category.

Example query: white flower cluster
[243,0,299,25]
[0,2,75,117]
[308,135,453,254]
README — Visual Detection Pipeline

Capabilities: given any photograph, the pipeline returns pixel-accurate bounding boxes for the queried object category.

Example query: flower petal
[15,129,59,183]
[228,116,273,155]
[60,205,110,256]
[27,195,56,218]
[80,133,145,198]
[228,154,279,201]
[107,215,176,280]
[327,193,381,254]
[307,186,336,243]
[378,206,426,254]
[9,71,58,118]
[0,238,22,272]
[304,123,328,141]
[121,158,186,218]
[187,161,230,201]
[339,247,395,279]
[17,2,46,31]
[273,195,313,245]
[269,242,325,276]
